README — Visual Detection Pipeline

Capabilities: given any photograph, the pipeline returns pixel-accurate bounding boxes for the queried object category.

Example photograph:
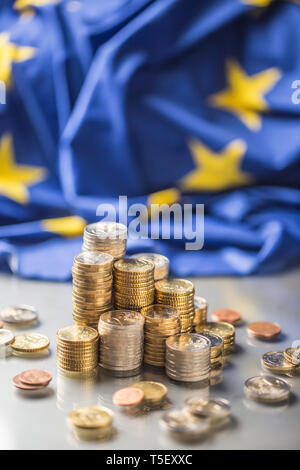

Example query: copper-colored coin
[13,374,47,390]
[19,369,52,386]
[247,321,281,339]
[211,308,242,325]
[112,387,144,406]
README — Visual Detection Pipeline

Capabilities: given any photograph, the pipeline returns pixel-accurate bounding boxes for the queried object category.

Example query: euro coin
[185,397,231,422]
[247,321,281,340]
[244,375,291,403]
[112,387,144,407]
[261,351,295,373]
[284,347,300,366]
[130,253,169,280]
[160,408,210,439]
[10,333,50,352]
[0,305,38,324]
[130,381,168,404]
[68,406,113,429]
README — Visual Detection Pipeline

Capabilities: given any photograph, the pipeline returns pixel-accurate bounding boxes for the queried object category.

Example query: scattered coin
[68,406,113,429]
[13,373,48,391]
[244,375,291,403]
[185,397,231,423]
[130,381,168,405]
[247,321,281,340]
[284,347,300,366]
[10,333,50,352]
[0,305,38,325]
[193,296,207,327]
[0,329,14,346]
[160,408,210,439]
[261,350,295,374]
[211,308,242,325]
[19,369,52,387]
[112,387,144,407]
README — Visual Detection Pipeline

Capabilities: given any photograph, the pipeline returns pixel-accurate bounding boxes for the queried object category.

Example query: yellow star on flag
[241,0,273,6]
[180,138,252,192]
[0,134,46,204]
[208,59,281,130]
[14,0,60,11]
[0,32,36,89]
[41,216,86,238]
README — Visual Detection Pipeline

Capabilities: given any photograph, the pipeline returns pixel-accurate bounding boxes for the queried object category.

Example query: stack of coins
[130,253,169,280]
[114,259,155,310]
[141,304,180,367]
[72,252,114,329]
[83,222,127,260]
[13,369,52,392]
[68,406,114,441]
[195,322,235,355]
[261,350,300,376]
[165,333,211,382]
[198,332,223,369]
[56,325,99,372]
[98,310,144,377]
[193,296,207,327]
[155,279,195,333]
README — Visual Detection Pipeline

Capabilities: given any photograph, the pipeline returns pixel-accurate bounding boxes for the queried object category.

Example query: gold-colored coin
[10,333,50,352]
[155,278,194,295]
[131,381,168,404]
[284,347,300,366]
[195,322,235,342]
[57,325,98,343]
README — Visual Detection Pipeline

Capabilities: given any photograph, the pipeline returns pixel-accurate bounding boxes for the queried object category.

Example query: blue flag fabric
[0,0,300,280]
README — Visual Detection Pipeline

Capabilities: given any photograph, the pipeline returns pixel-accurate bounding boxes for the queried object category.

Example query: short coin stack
[165,333,211,382]
[261,350,300,376]
[98,310,144,377]
[195,321,235,355]
[114,259,155,310]
[13,369,52,392]
[83,222,127,259]
[72,252,114,329]
[130,253,169,280]
[155,279,195,333]
[193,296,207,327]
[141,304,180,367]
[198,332,223,369]
[56,325,99,372]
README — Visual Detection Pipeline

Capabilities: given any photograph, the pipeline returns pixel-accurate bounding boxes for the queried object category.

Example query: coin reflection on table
[56,367,98,411]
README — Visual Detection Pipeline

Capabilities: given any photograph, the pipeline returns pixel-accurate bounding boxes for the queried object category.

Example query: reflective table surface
[0,269,299,450]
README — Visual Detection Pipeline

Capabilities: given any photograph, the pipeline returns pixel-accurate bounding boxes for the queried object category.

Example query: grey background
[0,269,299,450]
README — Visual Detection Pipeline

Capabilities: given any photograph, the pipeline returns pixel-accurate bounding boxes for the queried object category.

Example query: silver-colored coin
[85,222,127,239]
[0,305,38,324]
[196,332,223,349]
[74,252,113,266]
[262,351,295,371]
[194,296,208,310]
[160,408,210,435]
[185,397,231,420]
[100,310,144,328]
[0,329,14,345]
[244,375,291,402]
[166,333,210,352]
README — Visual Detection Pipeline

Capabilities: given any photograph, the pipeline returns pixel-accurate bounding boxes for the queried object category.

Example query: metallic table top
[0,269,299,450]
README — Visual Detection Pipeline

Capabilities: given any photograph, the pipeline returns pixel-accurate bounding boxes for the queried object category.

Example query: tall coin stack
[130,253,169,280]
[83,222,127,259]
[155,279,195,333]
[193,296,207,328]
[72,252,114,329]
[165,333,211,382]
[114,259,155,310]
[56,325,99,372]
[98,310,144,377]
[141,304,180,367]
[195,322,235,355]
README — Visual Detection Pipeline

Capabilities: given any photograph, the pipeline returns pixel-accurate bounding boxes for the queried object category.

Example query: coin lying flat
[211,309,242,325]
[247,322,281,339]
[185,397,231,422]
[244,376,291,402]
[160,408,210,438]
[130,381,168,404]
[19,369,52,386]
[0,329,14,346]
[261,351,295,373]
[284,347,300,366]
[0,305,38,324]
[112,387,144,407]
[10,333,50,352]
[13,374,47,390]
[68,406,113,429]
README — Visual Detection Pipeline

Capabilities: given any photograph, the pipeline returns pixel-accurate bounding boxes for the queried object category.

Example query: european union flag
[0,0,300,280]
